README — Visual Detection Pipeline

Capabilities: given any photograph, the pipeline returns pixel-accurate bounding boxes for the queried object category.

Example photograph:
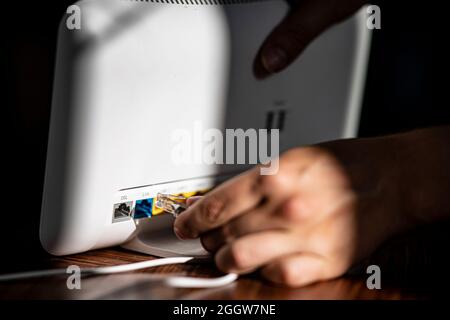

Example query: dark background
[0,1,443,281]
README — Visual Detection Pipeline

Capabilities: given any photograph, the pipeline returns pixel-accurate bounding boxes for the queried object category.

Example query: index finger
[174,168,264,239]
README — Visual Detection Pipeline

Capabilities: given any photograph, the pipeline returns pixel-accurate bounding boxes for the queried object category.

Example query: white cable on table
[164,273,238,288]
[0,257,238,288]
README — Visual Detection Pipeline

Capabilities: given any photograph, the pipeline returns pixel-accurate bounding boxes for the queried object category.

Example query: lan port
[113,201,132,221]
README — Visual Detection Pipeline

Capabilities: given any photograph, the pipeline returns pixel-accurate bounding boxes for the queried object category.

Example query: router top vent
[129,0,270,5]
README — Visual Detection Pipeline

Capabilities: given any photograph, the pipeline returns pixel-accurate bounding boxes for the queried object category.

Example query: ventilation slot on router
[128,0,271,6]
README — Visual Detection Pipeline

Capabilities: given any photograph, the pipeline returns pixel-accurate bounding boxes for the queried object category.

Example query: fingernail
[262,46,288,73]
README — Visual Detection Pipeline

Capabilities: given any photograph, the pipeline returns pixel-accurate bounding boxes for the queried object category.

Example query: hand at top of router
[254,0,368,78]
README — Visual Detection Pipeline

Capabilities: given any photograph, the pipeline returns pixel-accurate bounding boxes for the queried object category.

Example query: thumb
[254,0,365,78]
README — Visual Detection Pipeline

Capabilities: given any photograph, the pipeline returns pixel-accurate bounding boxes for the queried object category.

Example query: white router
[40,0,371,257]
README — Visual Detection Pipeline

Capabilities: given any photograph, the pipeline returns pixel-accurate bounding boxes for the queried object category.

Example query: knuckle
[201,196,225,224]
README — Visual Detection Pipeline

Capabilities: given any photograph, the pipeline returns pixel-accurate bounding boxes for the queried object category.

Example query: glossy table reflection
[0,241,438,300]
[4,219,450,300]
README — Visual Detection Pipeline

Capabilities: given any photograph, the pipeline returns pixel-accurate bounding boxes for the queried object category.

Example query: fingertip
[261,263,306,287]
[260,264,281,285]
[253,52,272,79]
[173,212,197,239]
[261,255,326,287]
[173,226,189,240]
[261,46,289,74]
[214,245,231,273]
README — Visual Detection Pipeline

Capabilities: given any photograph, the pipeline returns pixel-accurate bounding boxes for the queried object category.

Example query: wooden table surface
[2,219,449,300]
[1,238,441,300]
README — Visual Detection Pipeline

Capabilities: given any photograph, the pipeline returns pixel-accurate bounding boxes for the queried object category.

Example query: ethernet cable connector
[155,193,188,217]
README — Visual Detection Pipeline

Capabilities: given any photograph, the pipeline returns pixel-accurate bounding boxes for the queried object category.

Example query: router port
[113,201,132,222]
[134,198,153,219]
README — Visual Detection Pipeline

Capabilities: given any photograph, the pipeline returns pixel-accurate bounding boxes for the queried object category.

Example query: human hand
[254,0,367,78]
[174,137,416,287]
